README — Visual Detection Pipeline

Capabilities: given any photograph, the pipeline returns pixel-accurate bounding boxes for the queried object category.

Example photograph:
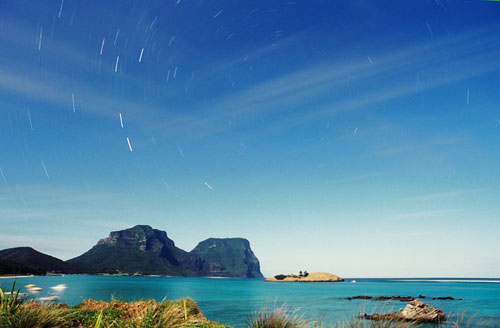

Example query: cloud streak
[1,20,500,146]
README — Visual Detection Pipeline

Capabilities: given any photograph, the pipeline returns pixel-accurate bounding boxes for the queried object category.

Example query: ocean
[1,276,499,327]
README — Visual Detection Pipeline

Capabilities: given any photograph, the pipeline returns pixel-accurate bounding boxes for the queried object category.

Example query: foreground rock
[362,299,446,323]
[266,272,344,282]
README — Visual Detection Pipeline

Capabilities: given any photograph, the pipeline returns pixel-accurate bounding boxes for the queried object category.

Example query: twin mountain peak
[0,225,263,278]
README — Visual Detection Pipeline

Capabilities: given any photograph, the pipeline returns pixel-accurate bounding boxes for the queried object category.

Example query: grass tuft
[0,306,74,328]
[247,303,309,328]
[0,281,22,315]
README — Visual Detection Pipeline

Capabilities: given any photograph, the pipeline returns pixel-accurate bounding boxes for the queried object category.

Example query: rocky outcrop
[266,272,344,282]
[347,295,458,302]
[346,296,373,300]
[346,296,414,302]
[362,299,446,323]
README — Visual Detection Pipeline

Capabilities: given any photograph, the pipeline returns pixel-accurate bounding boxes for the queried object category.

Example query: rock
[373,296,414,302]
[346,295,458,303]
[362,299,446,323]
[266,272,344,282]
[346,295,417,302]
[346,296,373,300]
[399,299,446,322]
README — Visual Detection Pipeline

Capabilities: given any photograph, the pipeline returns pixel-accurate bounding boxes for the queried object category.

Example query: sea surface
[1,276,499,327]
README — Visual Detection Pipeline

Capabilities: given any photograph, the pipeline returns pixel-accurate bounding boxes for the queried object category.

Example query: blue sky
[1,0,499,277]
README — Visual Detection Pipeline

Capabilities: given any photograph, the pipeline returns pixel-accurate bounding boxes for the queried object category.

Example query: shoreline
[0,274,35,279]
[2,274,500,281]
[0,273,257,279]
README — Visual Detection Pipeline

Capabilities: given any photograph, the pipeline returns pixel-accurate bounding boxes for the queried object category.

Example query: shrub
[115,303,187,328]
[247,303,309,328]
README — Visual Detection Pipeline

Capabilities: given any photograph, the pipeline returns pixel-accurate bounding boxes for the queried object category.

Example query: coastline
[0,273,258,279]
[0,274,35,279]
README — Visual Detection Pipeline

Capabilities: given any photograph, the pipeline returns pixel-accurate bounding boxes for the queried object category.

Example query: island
[266,271,344,282]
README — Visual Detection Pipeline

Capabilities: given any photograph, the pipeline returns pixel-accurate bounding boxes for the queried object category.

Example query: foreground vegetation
[1,283,495,328]
[0,283,226,328]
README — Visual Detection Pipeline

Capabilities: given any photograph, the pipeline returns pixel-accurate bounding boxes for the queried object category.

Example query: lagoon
[1,276,499,327]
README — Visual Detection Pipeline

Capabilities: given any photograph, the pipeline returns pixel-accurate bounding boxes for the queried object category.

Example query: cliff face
[66,225,263,278]
[67,225,190,275]
[187,238,264,278]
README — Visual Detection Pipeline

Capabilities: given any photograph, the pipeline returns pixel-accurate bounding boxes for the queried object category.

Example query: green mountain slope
[0,258,44,275]
[0,247,69,273]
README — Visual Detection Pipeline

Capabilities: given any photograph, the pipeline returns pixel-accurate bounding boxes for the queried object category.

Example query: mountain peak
[193,238,250,250]
[96,225,174,250]
[129,225,154,231]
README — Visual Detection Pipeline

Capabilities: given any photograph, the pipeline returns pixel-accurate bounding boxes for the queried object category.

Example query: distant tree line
[0,259,45,275]
[273,270,309,280]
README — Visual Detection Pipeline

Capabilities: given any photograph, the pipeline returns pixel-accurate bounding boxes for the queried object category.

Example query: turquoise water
[1,276,499,327]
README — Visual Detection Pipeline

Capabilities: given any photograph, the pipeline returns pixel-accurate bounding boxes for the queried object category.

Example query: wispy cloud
[0,184,118,207]
[385,209,461,222]
[1,17,499,144]
[372,134,467,158]
[151,24,500,139]
[406,189,481,202]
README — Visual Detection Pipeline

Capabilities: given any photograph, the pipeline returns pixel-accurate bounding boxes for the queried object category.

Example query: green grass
[0,306,74,328]
[188,323,229,328]
[68,307,125,327]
